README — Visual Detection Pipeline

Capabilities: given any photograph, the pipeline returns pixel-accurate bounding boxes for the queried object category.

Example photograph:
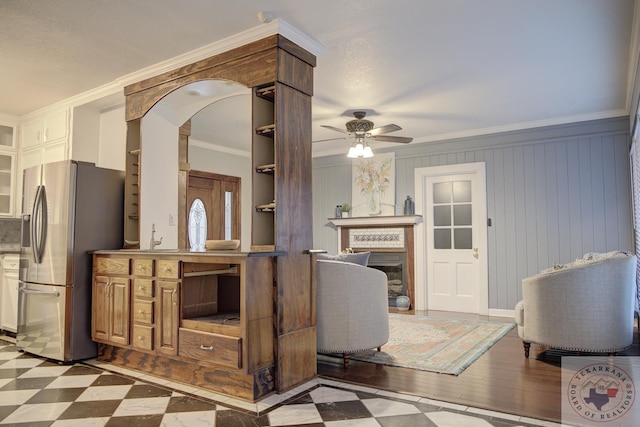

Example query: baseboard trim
[488,308,514,318]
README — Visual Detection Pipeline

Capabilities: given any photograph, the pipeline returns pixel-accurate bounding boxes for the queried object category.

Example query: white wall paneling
[98,106,126,171]
[140,109,179,249]
[312,117,633,311]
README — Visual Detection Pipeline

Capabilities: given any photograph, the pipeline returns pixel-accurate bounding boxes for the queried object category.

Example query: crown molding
[22,19,324,119]
[277,19,325,57]
[411,109,629,145]
[190,139,250,158]
[0,112,19,125]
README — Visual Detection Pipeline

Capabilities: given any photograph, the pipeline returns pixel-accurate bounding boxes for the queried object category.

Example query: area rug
[322,313,515,375]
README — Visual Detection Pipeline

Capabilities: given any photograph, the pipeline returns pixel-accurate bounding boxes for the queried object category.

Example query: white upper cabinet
[0,124,16,149]
[0,154,15,216]
[17,108,70,216]
[0,123,16,216]
[43,109,68,142]
[21,108,69,150]
[21,118,44,149]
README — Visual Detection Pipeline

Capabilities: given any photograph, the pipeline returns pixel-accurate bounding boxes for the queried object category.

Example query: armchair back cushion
[316,259,389,354]
[515,253,636,353]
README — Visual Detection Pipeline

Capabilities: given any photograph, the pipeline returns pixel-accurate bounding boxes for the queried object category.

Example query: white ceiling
[1,0,638,157]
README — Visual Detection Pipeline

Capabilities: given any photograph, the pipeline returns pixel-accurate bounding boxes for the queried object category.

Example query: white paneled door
[415,162,488,314]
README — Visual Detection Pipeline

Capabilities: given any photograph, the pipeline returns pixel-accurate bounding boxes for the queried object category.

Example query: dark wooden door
[186,170,240,244]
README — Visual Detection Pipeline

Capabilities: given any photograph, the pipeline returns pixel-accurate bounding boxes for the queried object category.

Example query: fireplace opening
[367,252,406,307]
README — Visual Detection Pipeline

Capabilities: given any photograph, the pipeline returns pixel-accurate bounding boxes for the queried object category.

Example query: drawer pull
[138,309,145,314]
[199,345,214,351]
[138,336,144,341]
[164,267,172,273]
[138,285,145,290]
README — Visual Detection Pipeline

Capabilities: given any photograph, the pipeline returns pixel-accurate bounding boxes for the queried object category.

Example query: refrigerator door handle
[31,185,48,264]
[19,287,60,297]
[31,185,41,263]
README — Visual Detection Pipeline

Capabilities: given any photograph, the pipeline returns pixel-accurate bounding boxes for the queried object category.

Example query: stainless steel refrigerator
[17,160,123,362]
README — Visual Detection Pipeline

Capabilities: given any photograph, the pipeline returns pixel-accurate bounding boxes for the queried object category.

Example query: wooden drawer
[133,259,154,277]
[157,260,179,279]
[95,257,130,275]
[133,300,154,325]
[178,328,241,369]
[134,279,154,298]
[133,325,154,351]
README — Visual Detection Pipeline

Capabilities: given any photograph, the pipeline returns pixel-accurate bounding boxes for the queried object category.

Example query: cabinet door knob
[138,285,145,290]
[199,345,214,351]
[137,336,144,341]
[138,309,145,314]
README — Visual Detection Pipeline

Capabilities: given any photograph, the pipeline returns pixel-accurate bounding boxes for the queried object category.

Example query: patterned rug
[324,314,515,375]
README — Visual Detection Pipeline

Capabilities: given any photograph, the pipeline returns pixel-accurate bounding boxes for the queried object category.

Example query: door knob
[473,248,479,259]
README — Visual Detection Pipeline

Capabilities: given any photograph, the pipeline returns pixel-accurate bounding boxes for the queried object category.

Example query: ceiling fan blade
[371,135,413,143]
[312,137,347,143]
[320,125,348,134]
[369,124,401,136]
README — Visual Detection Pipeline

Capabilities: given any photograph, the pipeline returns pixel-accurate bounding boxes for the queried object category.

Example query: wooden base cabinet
[92,256,131,346]
[92,276,131,346]
[92,251,277,401]
[156,280,179,356]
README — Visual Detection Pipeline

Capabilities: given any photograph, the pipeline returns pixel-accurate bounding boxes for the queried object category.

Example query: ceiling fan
[318,111,413,158]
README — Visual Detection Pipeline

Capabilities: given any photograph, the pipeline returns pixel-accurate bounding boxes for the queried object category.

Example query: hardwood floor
[317,310,640,423]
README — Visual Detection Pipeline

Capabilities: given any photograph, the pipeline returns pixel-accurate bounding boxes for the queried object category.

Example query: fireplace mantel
[329,215,422,227]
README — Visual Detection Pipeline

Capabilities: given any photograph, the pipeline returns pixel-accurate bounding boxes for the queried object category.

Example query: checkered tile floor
[0,340,559,426]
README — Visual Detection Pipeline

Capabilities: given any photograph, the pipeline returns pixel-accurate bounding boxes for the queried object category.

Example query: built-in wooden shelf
[255,85,275,101]
[255,124,275,137]
[256,202,276,212]
[256,164,275,174]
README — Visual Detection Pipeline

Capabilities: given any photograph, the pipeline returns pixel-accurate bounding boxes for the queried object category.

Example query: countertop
[93,249,284,257]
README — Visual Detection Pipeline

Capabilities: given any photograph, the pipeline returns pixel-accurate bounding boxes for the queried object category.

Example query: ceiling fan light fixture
[347,139,374,158]
[322,111,412,157]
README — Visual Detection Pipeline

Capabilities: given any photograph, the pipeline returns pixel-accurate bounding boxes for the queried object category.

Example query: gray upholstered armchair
[515,252,636,358]
[316,259,390,368]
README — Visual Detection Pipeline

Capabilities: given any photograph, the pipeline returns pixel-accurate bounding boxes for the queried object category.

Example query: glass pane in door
[188,198,207,251]
[433,205,451,226]
[224,191,232,240]
[434,229,451,249]
[432,179,473,251]
[453,205,472,226]
[454,228,473,249]
[452,180,471,202]
[433,182,451,203]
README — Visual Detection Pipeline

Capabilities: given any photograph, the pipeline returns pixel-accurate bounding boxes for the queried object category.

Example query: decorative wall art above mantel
[352,152,395,217]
